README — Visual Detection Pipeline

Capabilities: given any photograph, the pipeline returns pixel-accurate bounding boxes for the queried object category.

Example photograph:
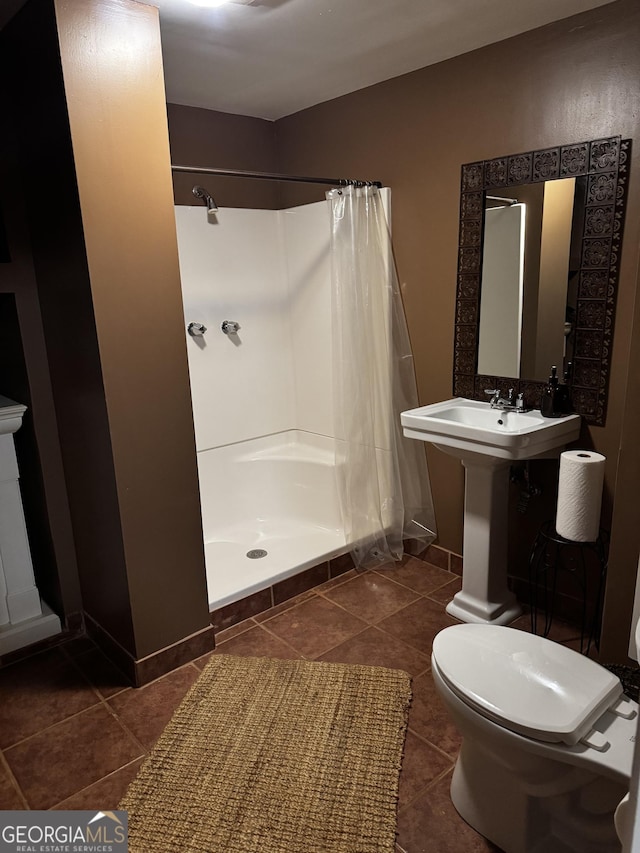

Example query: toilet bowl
[431,624,638,853]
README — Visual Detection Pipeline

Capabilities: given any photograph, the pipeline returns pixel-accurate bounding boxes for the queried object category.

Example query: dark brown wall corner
[1,0,211,667]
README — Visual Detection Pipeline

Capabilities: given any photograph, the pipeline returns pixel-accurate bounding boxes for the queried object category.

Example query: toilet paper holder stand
[528,520,608,656]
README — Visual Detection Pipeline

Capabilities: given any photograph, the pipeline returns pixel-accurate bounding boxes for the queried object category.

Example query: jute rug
[119,654,411,853]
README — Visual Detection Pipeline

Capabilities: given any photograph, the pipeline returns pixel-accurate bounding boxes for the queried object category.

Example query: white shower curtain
[327,185,437,569]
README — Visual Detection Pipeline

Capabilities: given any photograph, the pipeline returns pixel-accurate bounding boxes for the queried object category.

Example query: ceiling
[147,0,616,121]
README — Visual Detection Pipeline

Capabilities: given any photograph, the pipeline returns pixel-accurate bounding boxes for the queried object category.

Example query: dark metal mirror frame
[453,136,631,426]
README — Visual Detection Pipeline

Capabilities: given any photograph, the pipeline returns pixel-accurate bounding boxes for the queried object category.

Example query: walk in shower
[174,174,435,611]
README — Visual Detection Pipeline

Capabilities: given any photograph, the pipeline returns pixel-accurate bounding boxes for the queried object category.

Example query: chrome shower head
[192,185,219,214]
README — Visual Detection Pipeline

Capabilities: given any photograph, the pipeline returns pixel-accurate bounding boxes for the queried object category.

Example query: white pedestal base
[446,455,522,626]
[0,600,61,656]
[446,592,522,625]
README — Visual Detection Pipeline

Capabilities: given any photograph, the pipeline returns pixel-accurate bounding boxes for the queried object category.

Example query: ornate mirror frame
[453,136,631,426]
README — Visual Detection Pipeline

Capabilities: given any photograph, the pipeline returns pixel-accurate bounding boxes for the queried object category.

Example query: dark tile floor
[0,556,586,852]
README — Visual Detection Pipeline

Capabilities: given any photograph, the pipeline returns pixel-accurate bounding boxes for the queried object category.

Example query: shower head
[192,185,219,214]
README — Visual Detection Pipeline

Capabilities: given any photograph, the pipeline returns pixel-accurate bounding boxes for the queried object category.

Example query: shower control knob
[221,320,241,335]
[187,322,207,337]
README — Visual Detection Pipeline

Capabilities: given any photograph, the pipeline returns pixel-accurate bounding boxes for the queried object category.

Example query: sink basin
[401,397,581,461]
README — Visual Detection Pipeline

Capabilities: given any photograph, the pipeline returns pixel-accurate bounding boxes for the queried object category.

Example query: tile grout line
[255,575,448,663]
[306,625,373,661]
[220,561,454,638]
[371,561,460,589]
[67,648,133,701]
[0,642,72,674]
[97,662,208,760]
[0,642,147,810]
[214,614,268,641]
[3,655,149,809]
[2,697,145,811]
[307,579,416,627]
[314,586,423,625]
[248,617,336,660]
[424,587,460,607]
[102,703,149,763]
[0,748,29,810]
[404,724,458,766]
[16,697,145,785]
[1,694,105,753]
[409,663,432,683]
[397,764,455,817]
[372,615,437,659]
[61,666,191,804]
[48,756,145,810]
[259,580,404,659]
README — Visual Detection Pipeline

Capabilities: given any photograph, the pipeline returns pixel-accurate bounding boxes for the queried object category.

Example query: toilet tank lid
[432,624,623,746]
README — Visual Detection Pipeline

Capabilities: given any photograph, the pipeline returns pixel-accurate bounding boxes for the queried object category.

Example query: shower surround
[175,194,389,610]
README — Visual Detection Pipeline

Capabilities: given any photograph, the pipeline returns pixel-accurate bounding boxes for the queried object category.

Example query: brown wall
[1,0,212,669]
[168,104,280,209]
[273,0,640,658]
[601,244,640,661]
[54,0,211,659]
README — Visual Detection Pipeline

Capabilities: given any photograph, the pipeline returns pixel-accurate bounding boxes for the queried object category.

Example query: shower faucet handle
[221,320,241,335]
[187,322,207,337]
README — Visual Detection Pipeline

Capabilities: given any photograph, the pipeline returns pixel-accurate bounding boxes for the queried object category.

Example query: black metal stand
[528,520,608,655]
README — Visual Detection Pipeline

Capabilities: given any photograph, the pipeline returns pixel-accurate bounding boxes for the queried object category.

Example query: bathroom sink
[401,397,581,626]
[401,397,581,461]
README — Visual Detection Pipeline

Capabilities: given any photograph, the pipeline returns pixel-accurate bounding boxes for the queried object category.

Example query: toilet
[431,623,638,853]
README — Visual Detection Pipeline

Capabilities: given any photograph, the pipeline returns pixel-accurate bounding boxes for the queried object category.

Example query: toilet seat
[432,624,626,746]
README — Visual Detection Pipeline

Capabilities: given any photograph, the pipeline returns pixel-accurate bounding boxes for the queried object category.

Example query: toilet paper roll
[555,450,606,542]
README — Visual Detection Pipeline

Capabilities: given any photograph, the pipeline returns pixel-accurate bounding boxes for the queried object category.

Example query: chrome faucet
[485,388,528,412]
[221,320,241,336]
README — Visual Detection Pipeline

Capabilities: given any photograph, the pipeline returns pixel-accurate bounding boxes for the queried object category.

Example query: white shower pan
[197,430,347,610]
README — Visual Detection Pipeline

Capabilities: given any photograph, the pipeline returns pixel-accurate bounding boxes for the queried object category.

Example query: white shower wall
[175,200,334,449]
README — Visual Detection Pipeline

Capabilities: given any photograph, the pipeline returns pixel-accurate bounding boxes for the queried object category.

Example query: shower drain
[246,549,268,559]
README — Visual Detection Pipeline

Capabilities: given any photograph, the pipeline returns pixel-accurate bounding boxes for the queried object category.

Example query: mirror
[478,177,586,381]
[453,136,631,425]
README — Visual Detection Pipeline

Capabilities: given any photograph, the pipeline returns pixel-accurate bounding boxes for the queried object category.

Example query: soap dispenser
[541,366,559,418]
[555,362,574,415]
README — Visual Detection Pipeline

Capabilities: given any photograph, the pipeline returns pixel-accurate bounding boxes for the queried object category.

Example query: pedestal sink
[401,398,581,625]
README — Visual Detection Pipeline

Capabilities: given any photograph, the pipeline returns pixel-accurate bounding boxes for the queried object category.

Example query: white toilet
[431,623,638,853]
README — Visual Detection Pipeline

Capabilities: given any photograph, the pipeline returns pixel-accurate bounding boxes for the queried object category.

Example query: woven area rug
[119,654,411,853]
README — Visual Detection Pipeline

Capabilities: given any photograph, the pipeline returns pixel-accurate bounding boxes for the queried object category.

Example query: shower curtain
[327,185,437,569]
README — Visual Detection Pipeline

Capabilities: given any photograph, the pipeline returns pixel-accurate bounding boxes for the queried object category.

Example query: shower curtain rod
[171,164,382,188]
